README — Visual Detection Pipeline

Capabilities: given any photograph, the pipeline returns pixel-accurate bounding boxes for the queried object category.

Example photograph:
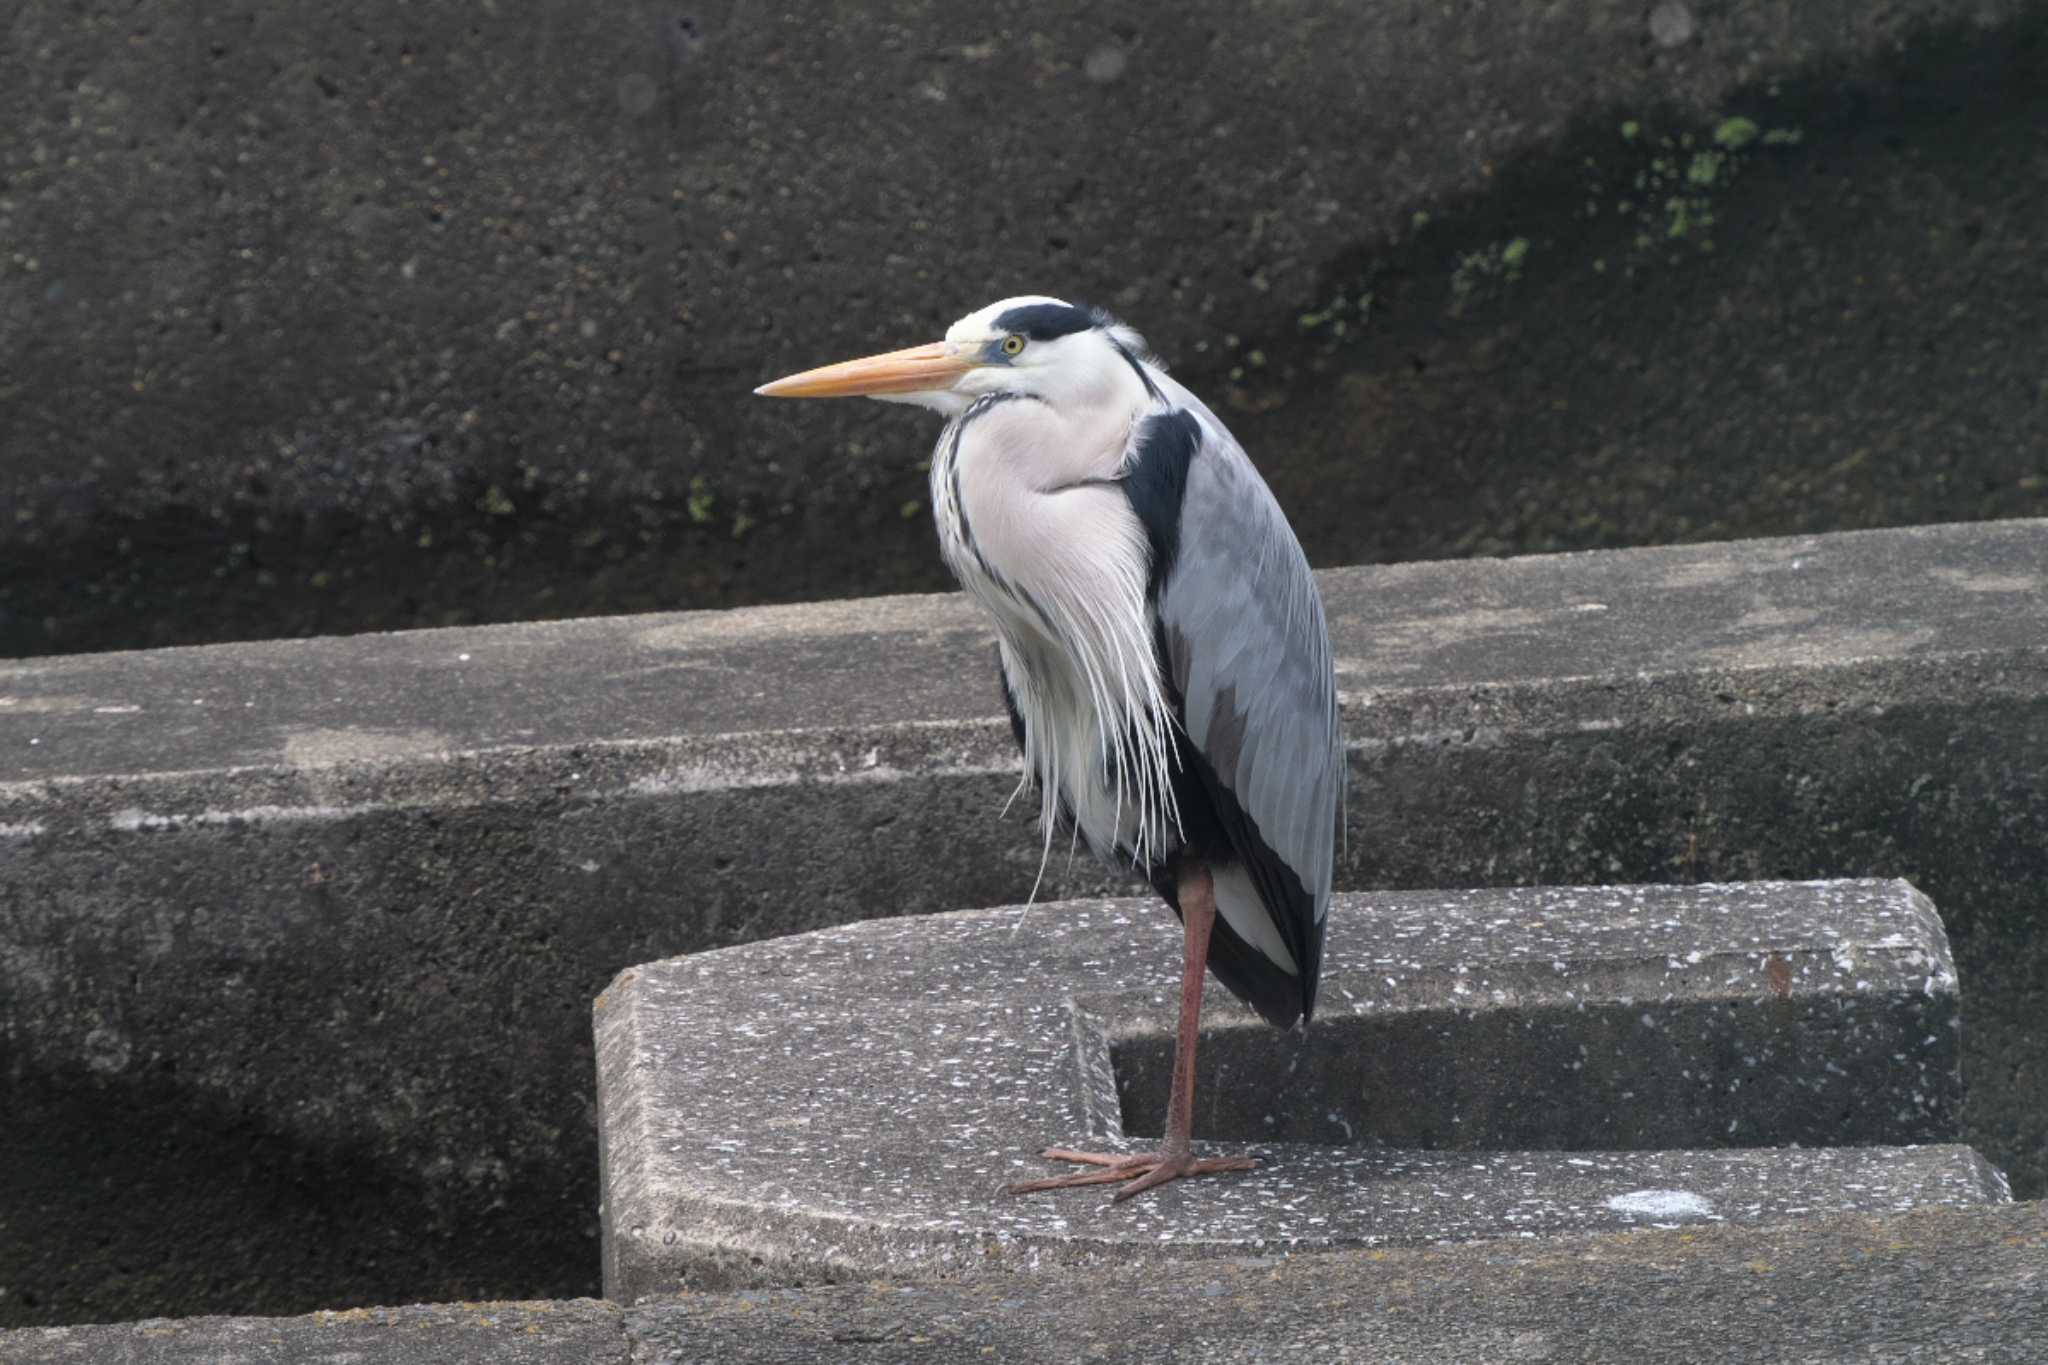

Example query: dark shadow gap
[1112,995,1958,1151]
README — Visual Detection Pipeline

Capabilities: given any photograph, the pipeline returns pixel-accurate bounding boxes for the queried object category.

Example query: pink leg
[1006,863,1258,1202]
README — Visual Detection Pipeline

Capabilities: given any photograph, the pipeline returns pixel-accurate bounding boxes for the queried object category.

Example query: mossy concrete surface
[2,1,2043,657]
[1,520,2043,1327]
[4,1204,2045,1362]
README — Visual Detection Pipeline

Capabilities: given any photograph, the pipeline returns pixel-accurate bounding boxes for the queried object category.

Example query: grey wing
[1154,389,1344,1009]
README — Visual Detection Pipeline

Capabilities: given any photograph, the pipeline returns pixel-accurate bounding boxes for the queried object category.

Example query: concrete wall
[2,520,2044,1326]
[4,0,2045,656]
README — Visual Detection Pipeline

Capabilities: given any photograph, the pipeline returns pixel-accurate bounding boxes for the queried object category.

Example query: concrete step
[10,1202,2041,1363]
[5,518,2045,1326]
[595,879,2006,1304]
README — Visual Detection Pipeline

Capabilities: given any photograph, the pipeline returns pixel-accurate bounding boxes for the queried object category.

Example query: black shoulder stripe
[1120,407,1202,594]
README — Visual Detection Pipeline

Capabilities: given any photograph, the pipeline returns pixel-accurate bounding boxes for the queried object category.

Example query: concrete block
[2,519,2044,1325]
[595,880,2005,1304]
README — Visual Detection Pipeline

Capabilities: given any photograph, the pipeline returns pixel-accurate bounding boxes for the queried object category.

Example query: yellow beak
[753,341,977,399]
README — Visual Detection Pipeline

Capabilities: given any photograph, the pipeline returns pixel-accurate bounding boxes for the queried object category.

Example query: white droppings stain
[622,729,1018,797]
[283,727,452,769]
[110,804,368,832]
[0,693,94,714]
[635,594,986,651]
[1729,605,1822,633]
[1929,567,2041,595]
[1651,556,1742,590]
[1700,625,1938,670]
[1606,1189,1714,1219]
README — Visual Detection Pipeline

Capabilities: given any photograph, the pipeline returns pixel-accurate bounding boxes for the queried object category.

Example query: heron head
[754,295,1153,417]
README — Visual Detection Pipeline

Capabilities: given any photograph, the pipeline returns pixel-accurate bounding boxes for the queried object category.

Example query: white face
[900,295,1141,416]
[935,295,1071,401]
[753,294,1155,419]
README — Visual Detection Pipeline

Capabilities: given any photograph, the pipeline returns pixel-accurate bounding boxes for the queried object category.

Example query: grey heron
[756,296,1342,1201]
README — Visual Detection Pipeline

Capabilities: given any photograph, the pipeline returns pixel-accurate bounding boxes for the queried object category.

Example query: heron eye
[1000,334,1026,357]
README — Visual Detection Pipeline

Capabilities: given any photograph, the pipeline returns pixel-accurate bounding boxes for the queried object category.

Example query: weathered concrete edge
[0,1299,630,1365]
[6,518,2047,819]
[602,1145,2013,1306]
[10,1201,2044,1362]
[5,648,2041,834]
[597,877,1957,1014]
[623,1197,2048,1362]
[594,967,660,1312]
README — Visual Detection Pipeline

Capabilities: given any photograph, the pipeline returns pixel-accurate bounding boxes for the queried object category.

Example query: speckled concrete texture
[0,1301,627,1365]
[2,521,2044,1325]
[595,881,2005,1303]
[6,1204,2043,1363]
[618,1202,2048,1363]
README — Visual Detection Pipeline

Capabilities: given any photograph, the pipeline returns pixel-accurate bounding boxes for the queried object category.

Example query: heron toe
[1005,1147,1259,1200]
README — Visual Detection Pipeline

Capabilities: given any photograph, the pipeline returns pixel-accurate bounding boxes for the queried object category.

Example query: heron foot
[1005,1147,1259,1202]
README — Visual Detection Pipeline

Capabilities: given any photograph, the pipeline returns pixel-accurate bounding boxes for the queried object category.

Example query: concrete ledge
[0,1301,626,1365]
[596,880,2001,1303]
[3,520,2045,1324]
[6,1203,2043,1362]
[622,1202,2048,1363]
